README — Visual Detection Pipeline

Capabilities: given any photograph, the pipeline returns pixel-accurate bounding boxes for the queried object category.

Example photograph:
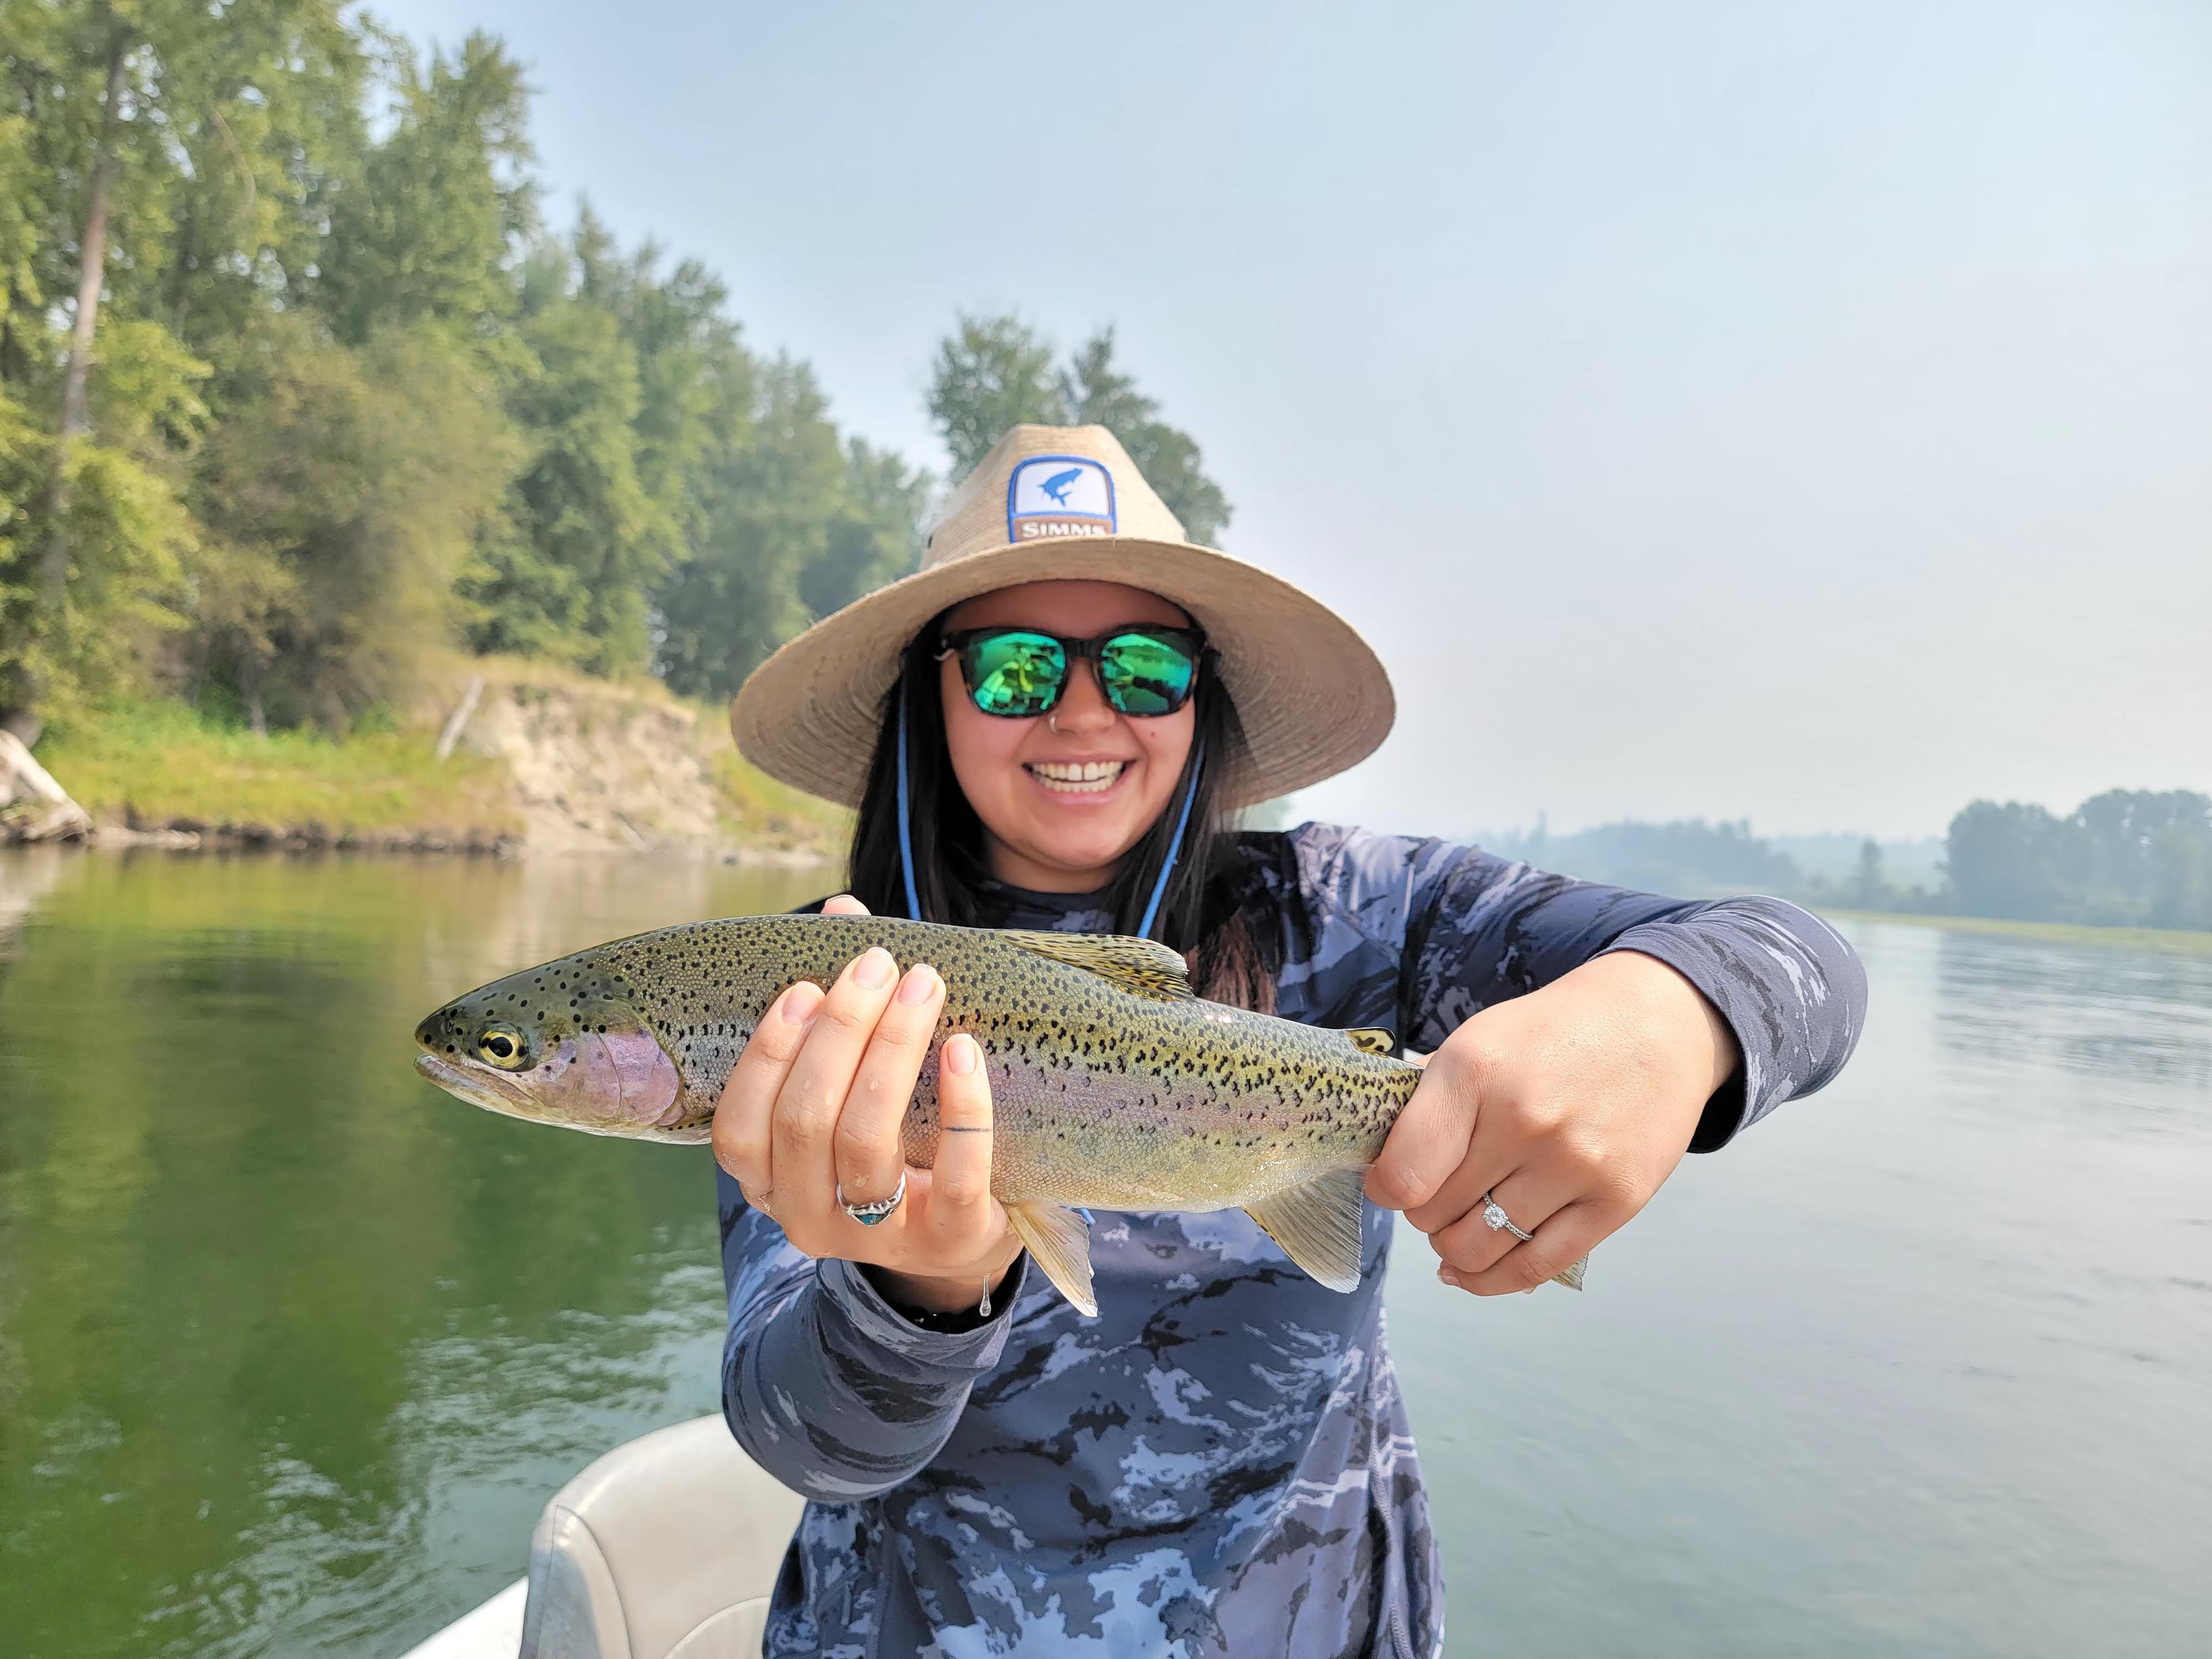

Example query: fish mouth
[414,1050,538,1118]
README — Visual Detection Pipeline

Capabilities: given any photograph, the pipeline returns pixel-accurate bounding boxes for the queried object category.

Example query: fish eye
[477,1024,530,1070]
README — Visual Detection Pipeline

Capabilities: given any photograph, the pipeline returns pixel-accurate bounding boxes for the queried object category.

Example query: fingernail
[1437,1266,1460,1288]
[944,1033,978,1075]
[897,963,939,1006]
[782,982,825,1025]
[853,947,896,989]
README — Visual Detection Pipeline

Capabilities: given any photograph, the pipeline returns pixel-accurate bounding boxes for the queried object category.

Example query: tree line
[0,2,1226,744]
[1491,789,2212,933]
[1938,789,2211,930]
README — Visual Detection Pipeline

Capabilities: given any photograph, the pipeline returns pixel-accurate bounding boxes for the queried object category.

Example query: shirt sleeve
[717,1166,1028,1499]
[1287,825,1866,1150]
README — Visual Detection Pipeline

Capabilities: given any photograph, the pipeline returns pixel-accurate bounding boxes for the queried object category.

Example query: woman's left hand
[1363,950,1741,1296]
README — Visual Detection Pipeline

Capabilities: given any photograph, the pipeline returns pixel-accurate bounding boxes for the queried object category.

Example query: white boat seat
[518,1415,805,1659]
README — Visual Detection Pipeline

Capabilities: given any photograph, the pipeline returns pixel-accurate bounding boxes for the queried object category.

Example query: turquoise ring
[838,1170,907,1227]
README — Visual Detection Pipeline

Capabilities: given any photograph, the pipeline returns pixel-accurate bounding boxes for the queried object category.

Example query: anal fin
[1244,1167,1368,1292]
[1006,1202,1098,1316]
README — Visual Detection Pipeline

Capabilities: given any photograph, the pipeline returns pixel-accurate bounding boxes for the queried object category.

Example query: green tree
[462,276,667,672]
[570,204,744,543]
[656,361,926,702]
[1944,800,2080,921]
[0,0,179,730]
[315,31,533,346]
[191,315,516,730]
[801,437,930,623]
[0,370,198,729]
[1059,327,1231,544]
[1,2,929,741]
[926,312,1060,476]
[0,0,369,732]
[1940,790,2212,929]
[2147,820,2211,930]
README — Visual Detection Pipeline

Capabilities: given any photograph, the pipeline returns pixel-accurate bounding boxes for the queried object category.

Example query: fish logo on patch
[1007,455,1116,543]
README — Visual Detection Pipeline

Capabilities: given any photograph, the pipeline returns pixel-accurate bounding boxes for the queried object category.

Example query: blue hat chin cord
[896,692,1202,942]
[1136,736,1204,941]
[896,696,925,921]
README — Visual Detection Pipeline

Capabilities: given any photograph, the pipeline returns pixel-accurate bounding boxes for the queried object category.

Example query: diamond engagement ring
[838,1170,907,1226]
[1479,1191,1535,1244]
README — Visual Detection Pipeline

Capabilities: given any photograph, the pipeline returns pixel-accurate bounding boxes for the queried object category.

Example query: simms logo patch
[1007,456,1116,542]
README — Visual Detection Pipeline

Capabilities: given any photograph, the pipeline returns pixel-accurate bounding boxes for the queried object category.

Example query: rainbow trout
[411,914,1586,1313]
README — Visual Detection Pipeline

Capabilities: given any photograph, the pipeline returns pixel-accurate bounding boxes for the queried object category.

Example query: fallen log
[0,729,94,844]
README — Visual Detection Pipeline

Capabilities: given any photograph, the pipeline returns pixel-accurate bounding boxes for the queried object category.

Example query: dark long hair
[846,625,1282,1009]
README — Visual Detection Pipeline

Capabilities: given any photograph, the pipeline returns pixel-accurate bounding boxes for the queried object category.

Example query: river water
[1,850,2206,1657]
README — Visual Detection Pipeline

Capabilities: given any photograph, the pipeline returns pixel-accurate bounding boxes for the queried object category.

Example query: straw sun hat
[730,424,1394,809]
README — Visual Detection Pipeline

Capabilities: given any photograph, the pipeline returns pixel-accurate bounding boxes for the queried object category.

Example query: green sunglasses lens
[965,631,1066,716]
[1099,632,1197,716]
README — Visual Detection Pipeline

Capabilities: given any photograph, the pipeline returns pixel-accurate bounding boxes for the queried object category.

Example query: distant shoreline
[1827,909,2212,959]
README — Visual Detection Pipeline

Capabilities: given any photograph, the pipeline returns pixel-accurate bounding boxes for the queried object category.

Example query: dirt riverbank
[10,660,846,861]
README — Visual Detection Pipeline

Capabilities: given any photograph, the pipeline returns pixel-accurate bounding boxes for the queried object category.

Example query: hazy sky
[373,0,2210,838]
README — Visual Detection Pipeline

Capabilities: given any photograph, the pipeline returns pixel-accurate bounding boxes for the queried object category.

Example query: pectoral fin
[1243,1168,1368,1292]
[1006,1202,1097,1316]
[1553,1255,1588,1291]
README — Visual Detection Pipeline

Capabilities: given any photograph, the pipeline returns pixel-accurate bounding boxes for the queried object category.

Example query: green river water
[1,849,2207,1656]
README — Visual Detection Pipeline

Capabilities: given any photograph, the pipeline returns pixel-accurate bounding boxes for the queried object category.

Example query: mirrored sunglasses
[938,626,1206,719]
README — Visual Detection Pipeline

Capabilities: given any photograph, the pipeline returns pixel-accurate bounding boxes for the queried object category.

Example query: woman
[714,426,1864,1657]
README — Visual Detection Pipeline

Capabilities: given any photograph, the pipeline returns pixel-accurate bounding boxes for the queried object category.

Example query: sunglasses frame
[937,623,1209,719]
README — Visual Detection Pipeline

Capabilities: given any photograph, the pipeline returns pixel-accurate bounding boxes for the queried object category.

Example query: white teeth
[1028,760,1127,794]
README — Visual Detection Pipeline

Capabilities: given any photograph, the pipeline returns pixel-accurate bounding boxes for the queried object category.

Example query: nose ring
[1048,713,1063,735]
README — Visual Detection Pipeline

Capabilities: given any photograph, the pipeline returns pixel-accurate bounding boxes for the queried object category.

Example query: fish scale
[412,914,1586,1314]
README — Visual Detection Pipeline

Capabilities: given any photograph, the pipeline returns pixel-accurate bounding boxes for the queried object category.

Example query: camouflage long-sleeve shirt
[717,824,1865,1657]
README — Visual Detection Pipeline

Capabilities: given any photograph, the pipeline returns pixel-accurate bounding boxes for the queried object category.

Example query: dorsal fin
[1342,1027,1396,1056]
[995,930,1194,1002]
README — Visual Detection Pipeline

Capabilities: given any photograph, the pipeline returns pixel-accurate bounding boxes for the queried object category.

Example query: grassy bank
[1828,908,2212,959]
[34,675,849,855]
[703,741,851,850]
[39,702,521,836]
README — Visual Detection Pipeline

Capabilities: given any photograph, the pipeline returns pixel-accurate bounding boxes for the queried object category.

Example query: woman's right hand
[711,895,1023,1315]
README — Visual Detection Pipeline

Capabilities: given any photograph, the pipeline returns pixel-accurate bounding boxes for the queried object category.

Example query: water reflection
[1391,918,2212,1658]
[3,874,2207,1658]
[0,850,823,1659]
[1935,929,2212,1104]
[0,845,80,960]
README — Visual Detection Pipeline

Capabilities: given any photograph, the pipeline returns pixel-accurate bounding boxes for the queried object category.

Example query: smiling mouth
[1026,760,1128,795]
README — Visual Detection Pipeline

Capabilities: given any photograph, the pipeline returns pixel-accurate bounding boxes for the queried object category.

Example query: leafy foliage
[1488,796,2212,934]
[655,360,927,702]
[1945,790,2212,928]
[927,312,1232,544]
[0,6,927,737]
[192,315,516,729]
[4,9,1250,758]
